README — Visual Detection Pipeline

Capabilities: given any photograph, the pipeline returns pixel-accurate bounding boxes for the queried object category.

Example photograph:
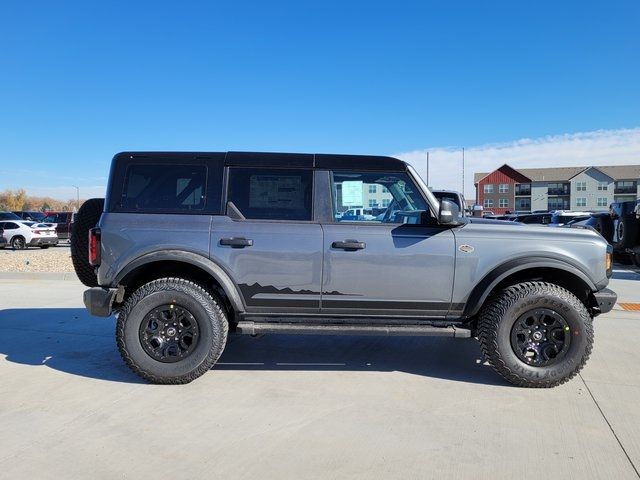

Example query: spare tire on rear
[616,215,640,249]
[594,215,614,243]
[71,198,105,287]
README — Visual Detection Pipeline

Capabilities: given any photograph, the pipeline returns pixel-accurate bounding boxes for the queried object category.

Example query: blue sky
[1,1,639,199]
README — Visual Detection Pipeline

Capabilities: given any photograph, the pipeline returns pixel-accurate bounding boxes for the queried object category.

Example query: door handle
[220,237,253,248]
[331,240,366,251]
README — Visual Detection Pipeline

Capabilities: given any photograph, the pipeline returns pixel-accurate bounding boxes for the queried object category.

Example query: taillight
[89,227,101,266]
[33,230,42,234]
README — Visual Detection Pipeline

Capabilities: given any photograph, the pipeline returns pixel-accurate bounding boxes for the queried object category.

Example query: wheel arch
[463,257,597,318]
[114,250,245,320]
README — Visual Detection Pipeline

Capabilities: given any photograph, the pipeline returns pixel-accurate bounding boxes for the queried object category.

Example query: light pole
[72,185,80,211]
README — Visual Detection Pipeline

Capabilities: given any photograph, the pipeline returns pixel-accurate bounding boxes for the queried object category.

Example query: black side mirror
[438,199,461,225]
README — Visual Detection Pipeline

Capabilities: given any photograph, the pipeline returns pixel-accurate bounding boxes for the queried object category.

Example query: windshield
[0,212,21,221]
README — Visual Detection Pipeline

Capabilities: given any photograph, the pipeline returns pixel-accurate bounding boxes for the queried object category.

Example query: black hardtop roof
[114,151,407,171]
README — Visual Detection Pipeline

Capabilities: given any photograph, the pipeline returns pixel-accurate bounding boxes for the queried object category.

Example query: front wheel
[116,278,229,384]
[478,282,593,388]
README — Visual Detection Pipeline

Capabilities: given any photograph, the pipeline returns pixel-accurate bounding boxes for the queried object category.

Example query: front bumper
[84,287,119,317]
[593,288,617,315]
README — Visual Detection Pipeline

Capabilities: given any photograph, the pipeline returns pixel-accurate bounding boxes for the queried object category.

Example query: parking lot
[0,267,639,479]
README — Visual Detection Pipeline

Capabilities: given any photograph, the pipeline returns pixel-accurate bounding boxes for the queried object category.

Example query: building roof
[474,164,640,183]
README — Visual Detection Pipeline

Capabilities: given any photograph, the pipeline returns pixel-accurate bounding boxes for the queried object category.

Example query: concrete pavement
[0,270,639,479]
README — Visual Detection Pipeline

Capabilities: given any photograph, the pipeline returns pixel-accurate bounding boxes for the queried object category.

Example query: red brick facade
[475,165,531,214]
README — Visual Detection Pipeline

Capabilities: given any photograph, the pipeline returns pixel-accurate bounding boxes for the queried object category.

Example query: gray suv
[74,152,616,387]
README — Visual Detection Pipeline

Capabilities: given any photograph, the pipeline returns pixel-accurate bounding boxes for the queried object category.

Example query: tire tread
[478,281,593,388]
[116,277,229,384]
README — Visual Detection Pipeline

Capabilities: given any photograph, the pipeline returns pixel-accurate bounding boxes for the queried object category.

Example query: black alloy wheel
[139,304,200,363]
[510,309,571,367]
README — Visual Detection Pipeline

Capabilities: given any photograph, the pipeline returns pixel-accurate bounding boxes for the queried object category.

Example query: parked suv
[74,152,616,387]
[42,211,75,240]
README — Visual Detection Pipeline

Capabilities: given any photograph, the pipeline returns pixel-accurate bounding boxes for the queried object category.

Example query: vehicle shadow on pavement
[0,308,508,386]
[218,333,509,386]
[0,308,144,384]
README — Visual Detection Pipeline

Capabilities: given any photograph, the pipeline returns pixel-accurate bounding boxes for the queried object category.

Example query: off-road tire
[594,215,614,242]
[617,215,639,249]
[11,236,26,250]
[478,282,593,388]
[71,198,105,287]
[116,278,228,384]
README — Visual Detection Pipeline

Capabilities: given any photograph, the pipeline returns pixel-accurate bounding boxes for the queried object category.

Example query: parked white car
[0,220,58,249]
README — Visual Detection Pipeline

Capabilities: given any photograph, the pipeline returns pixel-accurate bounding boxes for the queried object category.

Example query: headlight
[606,244,613,277]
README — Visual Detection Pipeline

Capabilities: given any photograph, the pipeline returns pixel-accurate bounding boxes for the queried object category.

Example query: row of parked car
[482,201,640,266]
[0,211,76,250]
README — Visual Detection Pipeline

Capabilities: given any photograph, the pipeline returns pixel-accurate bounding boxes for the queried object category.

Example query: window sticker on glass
[342,181,363,206]
[249,175,304,209]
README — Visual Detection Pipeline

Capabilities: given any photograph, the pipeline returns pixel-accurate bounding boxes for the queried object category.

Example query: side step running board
[236,321,471,338]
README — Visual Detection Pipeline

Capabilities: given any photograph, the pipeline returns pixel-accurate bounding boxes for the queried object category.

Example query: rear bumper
[28,237,58,246]
[593,288,617,315]
[84,287,119,317]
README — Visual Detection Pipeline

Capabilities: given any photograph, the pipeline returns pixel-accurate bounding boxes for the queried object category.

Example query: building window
[484,198,494,208]
[381,186,389,193]
[515,198,531,210]
[597,181,608,191]
[515,184,531,195]
[499,198,508,208]
[615,180,637,194]
[576,181,587,192]
[382,199,390,207]
[576,198,587,207]
[368,184,377,194]
[548,183,570,195]
[548,197,569,210]
[498,184,509,193]
[484,184,494,193]
[597,197,608,207]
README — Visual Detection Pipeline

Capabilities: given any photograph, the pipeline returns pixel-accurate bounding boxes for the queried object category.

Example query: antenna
[462,147,465,195]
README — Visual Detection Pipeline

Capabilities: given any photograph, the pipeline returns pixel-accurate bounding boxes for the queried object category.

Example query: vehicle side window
[3,222,19,229]
[330,171,432,224]
[227,167,313,221]
[121,164,207,212]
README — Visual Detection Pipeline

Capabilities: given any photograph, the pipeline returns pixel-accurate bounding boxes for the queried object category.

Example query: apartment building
[474,164,640,214]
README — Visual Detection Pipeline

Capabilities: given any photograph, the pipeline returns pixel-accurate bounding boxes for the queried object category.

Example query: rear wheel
[71,198,105,287]
[11,236,26,250]
[116,278,228,384]
[478,282,593,388]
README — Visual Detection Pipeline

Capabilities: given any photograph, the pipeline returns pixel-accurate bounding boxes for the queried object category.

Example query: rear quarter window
[107,154,225,214]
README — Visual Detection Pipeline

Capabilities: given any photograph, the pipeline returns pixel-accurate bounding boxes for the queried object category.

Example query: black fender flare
[114,249,245,314]
[462,256,597,318]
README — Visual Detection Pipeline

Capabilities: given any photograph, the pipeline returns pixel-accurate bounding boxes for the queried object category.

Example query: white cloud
[20,185,106,200]
[395,127,640,202]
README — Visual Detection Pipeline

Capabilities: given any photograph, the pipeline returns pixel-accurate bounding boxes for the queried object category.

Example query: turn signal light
[89,227,101,266]
[605,245,613,277]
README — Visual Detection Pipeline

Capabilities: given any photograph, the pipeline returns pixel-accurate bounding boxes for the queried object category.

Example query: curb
[0,272,79,281]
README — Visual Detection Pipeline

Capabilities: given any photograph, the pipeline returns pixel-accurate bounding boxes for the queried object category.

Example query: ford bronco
[72,152,616,386]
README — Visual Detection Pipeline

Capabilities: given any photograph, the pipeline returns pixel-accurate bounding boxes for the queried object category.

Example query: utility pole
[72,185,80,211]
[426,151,430,187]
[462,147,465,196]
